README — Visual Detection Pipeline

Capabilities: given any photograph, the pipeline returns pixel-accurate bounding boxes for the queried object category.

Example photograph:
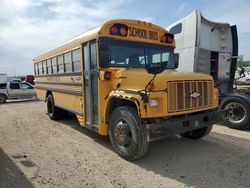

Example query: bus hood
[113,69,213,91]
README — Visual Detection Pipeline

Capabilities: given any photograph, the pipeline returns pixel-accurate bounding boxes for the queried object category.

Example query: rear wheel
[0,94,7,104]
[109,106,148,161]
[180,124,213,139]
[47,94,67,120]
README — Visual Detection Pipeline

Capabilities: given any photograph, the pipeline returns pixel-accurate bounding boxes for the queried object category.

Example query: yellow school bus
[34,19,226,160]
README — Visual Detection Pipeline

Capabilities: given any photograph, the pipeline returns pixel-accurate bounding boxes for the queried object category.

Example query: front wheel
[0,94,7,104]
[109,106,148,161]
[180,124,213,139]
[219,96,250,130]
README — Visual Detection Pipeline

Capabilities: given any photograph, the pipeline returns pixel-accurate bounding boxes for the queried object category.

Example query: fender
[225,92,250,103]
[219,92,250,110]
[105,90,148,121]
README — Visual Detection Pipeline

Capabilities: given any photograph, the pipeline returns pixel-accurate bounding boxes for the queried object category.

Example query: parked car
[0,82,37,103]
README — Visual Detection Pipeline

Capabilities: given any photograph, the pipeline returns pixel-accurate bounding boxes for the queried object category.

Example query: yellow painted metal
[34,19,219,136]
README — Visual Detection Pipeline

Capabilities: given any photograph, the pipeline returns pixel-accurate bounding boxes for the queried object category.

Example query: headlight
[149,99,158,108]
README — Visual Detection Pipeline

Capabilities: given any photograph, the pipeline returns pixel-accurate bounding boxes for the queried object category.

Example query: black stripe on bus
[35,86,82,96]
[35,81,82,86]
[35,72,82,78]
[55,104,83,116]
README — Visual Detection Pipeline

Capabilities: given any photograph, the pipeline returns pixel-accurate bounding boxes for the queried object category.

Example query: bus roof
[34,19,173,62]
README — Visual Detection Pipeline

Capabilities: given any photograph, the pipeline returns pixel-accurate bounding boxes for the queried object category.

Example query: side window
[72,48,80,72]
[42,60,47,74]
[90,42,97,69]
[21,83,33,89]
[169,23,182,35]
[52,57,57,74]
[47,59,52,74]
[10,83,20,89]
[34,63,37,75]
[38,62,43,75]
[57,54,64,73]
[64,52,72,73]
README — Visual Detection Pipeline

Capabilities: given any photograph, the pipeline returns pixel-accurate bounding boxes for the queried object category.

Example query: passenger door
[8,83,22,98]
[20,82,36,98]
[83,40,99,130]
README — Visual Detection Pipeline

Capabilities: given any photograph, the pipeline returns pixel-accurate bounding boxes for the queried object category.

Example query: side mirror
[174,53,179,69]
[99,38,110,68]
[146,63,165,75]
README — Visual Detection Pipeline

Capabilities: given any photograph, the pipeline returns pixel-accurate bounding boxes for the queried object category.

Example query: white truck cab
[167,10,250,130]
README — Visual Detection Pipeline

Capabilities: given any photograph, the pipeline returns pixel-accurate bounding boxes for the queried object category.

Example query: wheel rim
[47,100,53,114]
[0,96,5,103]
[114,119,132,148]
[225,102,246,123]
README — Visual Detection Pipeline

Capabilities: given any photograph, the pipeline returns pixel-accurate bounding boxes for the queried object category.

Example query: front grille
[168,80,213,112]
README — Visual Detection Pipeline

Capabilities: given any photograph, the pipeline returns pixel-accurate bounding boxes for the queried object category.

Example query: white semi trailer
[167,10,250,130]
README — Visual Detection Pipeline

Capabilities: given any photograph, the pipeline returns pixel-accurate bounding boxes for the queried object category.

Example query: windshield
[108,39,174,69]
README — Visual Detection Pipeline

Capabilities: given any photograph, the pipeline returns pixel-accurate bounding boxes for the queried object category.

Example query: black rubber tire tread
[0,94,7,104]
[180,124,213,139]
[109,106,149,161]
[47,94,66,120]
[219,96,250,130]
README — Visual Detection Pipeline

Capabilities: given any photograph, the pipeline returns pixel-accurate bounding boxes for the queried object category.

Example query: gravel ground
[0,101,250,188]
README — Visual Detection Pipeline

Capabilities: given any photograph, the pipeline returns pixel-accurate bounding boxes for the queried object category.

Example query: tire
[0,94,7,104]
[180,124,213,139]
[47,94,67,120]
[108,106,149,161]
[219,96,250,130]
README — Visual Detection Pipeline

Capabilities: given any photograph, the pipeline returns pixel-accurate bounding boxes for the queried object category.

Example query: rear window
[0,83,7,89]
[169,23,182,35]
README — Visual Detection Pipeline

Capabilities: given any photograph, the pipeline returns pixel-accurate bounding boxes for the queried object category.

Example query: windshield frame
[99,37,175,70]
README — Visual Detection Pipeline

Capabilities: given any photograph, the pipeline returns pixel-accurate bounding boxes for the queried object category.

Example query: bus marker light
[120,27,127,36]
[167,36,173,43]
[161,35,166,43]
[110,24,128,37]
[110,26,118,35]
[161,33,174,43]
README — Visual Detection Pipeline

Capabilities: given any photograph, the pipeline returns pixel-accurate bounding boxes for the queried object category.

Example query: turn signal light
[104,71,112,80]
[110,24,128,37]
[145,82,154,91]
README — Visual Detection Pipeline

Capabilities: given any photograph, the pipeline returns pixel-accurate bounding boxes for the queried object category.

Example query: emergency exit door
[83,40,99,130]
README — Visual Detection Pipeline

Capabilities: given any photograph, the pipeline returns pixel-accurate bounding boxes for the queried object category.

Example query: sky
[0,0,250,76]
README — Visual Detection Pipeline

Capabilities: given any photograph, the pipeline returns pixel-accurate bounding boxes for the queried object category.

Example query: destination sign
[128,27,158,40]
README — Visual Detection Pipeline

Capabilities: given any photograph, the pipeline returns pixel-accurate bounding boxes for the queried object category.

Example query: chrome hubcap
[225,102,246,123]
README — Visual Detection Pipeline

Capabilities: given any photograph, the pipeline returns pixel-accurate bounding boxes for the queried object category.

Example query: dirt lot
[0,101,250,188]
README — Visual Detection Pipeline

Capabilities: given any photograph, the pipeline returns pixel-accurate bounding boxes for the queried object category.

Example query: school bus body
[34,19,224,160]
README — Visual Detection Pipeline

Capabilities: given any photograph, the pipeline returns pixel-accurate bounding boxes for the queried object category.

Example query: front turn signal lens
[104,71,112,80]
